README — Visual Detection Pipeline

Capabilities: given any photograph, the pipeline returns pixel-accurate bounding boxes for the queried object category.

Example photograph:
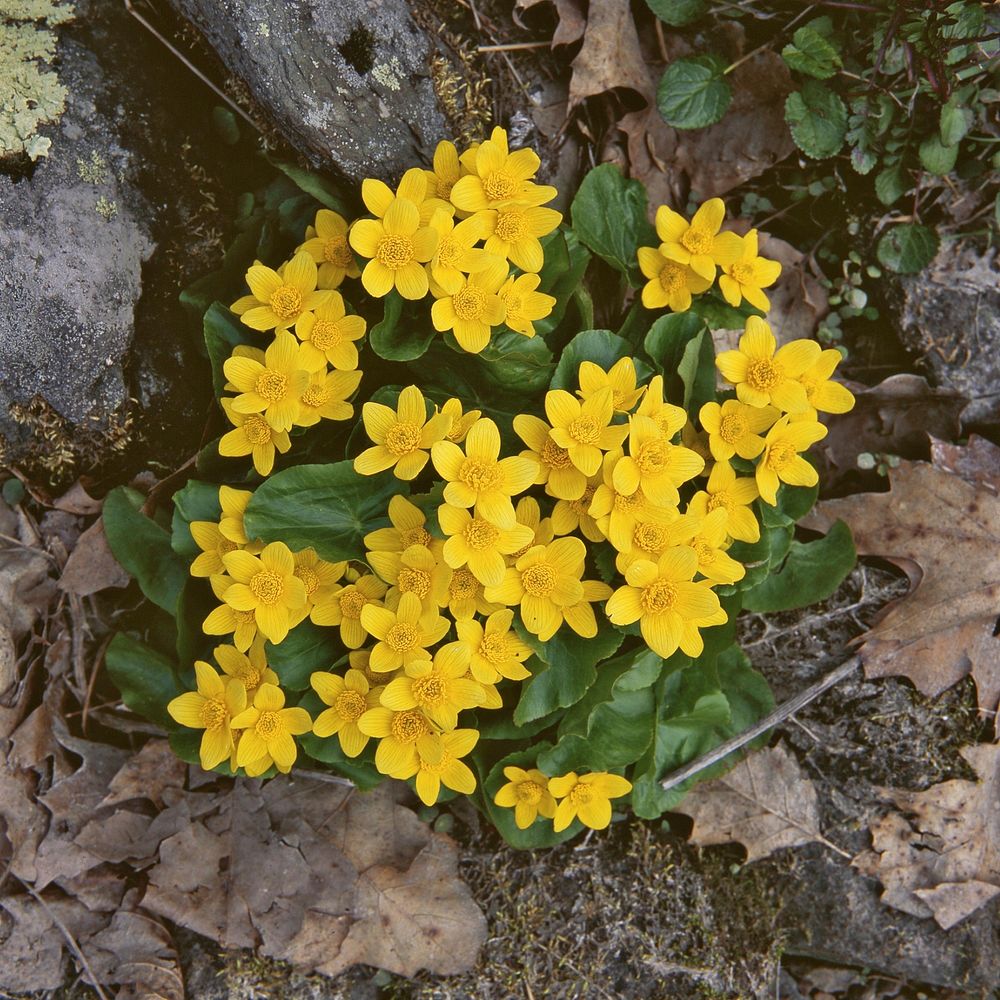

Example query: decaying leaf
[804,439,1000,716]
[515,0,585,48]
[854,744,1000,929]
[59,517,131,597]
[675,744,840,862]
[568,0,651,108]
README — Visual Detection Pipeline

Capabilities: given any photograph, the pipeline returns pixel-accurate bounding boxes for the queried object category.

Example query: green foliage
[369,291,434,361]
[781,22,842,80]
[657,56,732,130]
[551,330,632,391]
[876,223,940,274]
[785,82,847,159]
[105,633,184,728]
[644,0,705,27]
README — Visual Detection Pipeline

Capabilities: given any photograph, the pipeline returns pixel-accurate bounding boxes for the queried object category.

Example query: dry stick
[478,41,549,52]
[659,655,861,793]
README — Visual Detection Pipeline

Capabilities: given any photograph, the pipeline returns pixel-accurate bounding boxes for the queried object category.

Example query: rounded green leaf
[644,0,705,26]
[550,329,632,391]
[874,164,908,206]
[784,81,847,159]
[919,133,959,176]
[106,633,184,728]
[940,98,974,146]
[369,291,434,361]
[876,223,939,274]
[781,26,842,80]
[657,56,732,130]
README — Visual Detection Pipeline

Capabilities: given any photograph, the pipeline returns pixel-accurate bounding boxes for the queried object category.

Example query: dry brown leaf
[568,0,651,109]
[930,434,1000,494]
[515,0,585,48]
[52,481,102,516]
[675,744,842,862]
[59,517,131,597]
[803,439,1000,715]
[854,744,1000,929]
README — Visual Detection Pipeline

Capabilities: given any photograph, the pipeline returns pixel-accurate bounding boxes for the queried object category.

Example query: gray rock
[0,37,154,459]
[164,0,450,182]
[898,245,1000,428]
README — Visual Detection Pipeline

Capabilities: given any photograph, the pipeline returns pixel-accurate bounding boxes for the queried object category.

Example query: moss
[0,0,74,161]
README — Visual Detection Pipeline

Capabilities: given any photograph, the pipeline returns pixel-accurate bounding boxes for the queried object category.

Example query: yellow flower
[218,398,291,477]
[698,398,779,462]
[361,166,451,226]
[550,772,632,832]
[354,385,451,480]
[446,567,502,621]
[482,203,562,272]
[294,292,366,371]
[546,386,629,477]
[232,251,331,331]
[223,331,313,433]
[450,126,555,212]
[189,519,239,577]
[398,729,479,807]
[213,641,278,696]
[296,209,360,289]
[498,273,555,338]
[508,496,554,561]
[310,573,387,648]
[381,642,482,730]
[664,508,745,585]
[654,198,743,281]
[687,461,761,543]
[634,375,689,438]
[221,542,307,645]
[218,485,261,551]
[798,349,856,415]
[606,547,725,658]
[368,542,452,610]
[513,413,588,502]
[755,415,827,505]
[430,260,509,354]
[578,358,644,413]
[361,591,450,673]
[357,703,443,778]
[311,668,381,757]
[455,608,533,683]
[230,682,312,773]
[292,368,362,428]
[612,414,705,502]
[425,139,462,202]
[431,416,537,525]
[550,476,604,543]
[425,210,494,294]
[636,247,712,312]
[292,547,346,614]
[716,318,822,412]
[167,661,247,771]
[365,494,441,557]
[438,397,481,443]
[438,503,534,588]
[718,229,782,312]
[494,766,557,829]
[349,198,438,300]
[611,507,681,569]
[561,579,614,639]
[484,537,586,641]
[203,575,260,651]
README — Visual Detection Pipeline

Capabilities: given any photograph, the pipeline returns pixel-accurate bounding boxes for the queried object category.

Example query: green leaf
[658,56,732,130]
[644,312,708,405]
[677,327,716,415]
[781,26,842,79]
[204,302,257,399]
[170,480,222,559]
[105,632,184,728]
[919,133,960,176]
[742,520,856,613]
[533,229,592,338]
[266,155,348,213]
[478,332,554,397]
[551,329,633,391]
[644,0,704,27]
[103,488,187,615]
[784,81,847,159]
[570,164,656,279]
[940,97,974,146]
[876,224,939,274]
[211,106,240,146]
[244,461,402,562]
[874,164,908,206]
[369,291,434,361]
[264,621,344,690]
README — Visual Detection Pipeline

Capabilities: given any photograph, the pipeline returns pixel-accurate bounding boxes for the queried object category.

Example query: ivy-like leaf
[784,81,847,159]
[781,25,842,79]
[876,224,939,274]
[657,56,732,130]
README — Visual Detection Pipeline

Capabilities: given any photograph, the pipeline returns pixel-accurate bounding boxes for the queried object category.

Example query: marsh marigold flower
[354,385,451,480]
[508,497,554,560]
[797,349,856,415]
[189,518,239,578]
[292,547,346,616]
[218,398,291,477]
[368,543,452,610]
[612,414,705,504]
[430,261,509,354]
[349,198,438,300]
[425,211,494,294]
[718,229,782,312]
[230,682,312,774]
[438,398,481,444]
[310,573,387,648]
[311,668,381,757]
[455,608,533,683]
[398,729,480,807]
[168,662,247,771]
[232,251,330,332]
[687,461,761,544]
[546,386,629,477]
[425,139,462,203]
[633,375,687,440]
[494,767,557,829]
[550,772,632,832]
[550,475,603,543]
[578,358,644,413]
[636,246,712,312]
[590,449,677,553]
[224,332,313,433]
[450,126,555,212]
[358,703,443,778]
[755,415,827,505]
[294,292,366,371]
[361,591,450,674]
[221,541,307,645]
[213,641,278,696]
[446,567,502,621]
[498,273,555,338]
[297,209,360,289]
[513,413,588,502]
[665,508,745,586]
[438,503,534,588]
[360,166,448,224]
[654,198,742,281]
[482,202,562,272]
[218,485,261,551]
[698,398,779,463]
[381,642,483,730]
[365,494,441,558]
[293,368,362,428]
[203,575,260,651]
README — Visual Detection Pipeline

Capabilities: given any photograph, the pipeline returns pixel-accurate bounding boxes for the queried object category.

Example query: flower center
[681,227,713,256]
[521,563,556,597]
[634,522,668,554]
[412,673,446,706]
[270,285,303,320]
[219,537,238,556]
[236,609,257,625]
[479,633,510,664]
[255,370,288,403]
[241,665,262,689]
[459,458,502,493]
[339,589,367,618]
[376,234,415,270]
[436,176,455,200]
[384,422,422,456]
[418,749,454,776]
[302,384,330,408]
[453,286,487,320]
[401,525,433,548]
[390,709,429,743]
[641,579,677,614]
[494,209,527,243]
[398,566,431,599]
[659,260,687,294]
[323,236,353,267]
[310,319,343,350]
[635,439,669,475]
[614,489,643,513]
[568,783,594,806]
[693,539,714,566]
[719,413,748,443]
[449,568,478,600]
[515,780,543,805]
[243,415,272,445]
[463,518,500,551]
[483,169,517,201]
[730,261,755,284]
[767,441,797,471]
[747,359,782,392]
[255,710,280,739]
[541,437,571,469]
[570,485,597,517]
[385,622,418,651]
[295,566,320,597]
[249,570,283,606]
[335,689,367,721]
[706,491,731,513]
[436,237,461,268]
[502,292,523,318]
[200,699,227,729]
[568,416,600,446]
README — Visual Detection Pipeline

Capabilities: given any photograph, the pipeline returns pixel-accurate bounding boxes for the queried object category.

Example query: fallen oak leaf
[59,518,131,597]
[854,744,1000,930]
[569,0,652,109]
[514,0,585,48]
[674,743,847,862]
[803,440,1000,716]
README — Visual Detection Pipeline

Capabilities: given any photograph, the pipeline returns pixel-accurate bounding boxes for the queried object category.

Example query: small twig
[477,41,548,53]
[660,656,861,793]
